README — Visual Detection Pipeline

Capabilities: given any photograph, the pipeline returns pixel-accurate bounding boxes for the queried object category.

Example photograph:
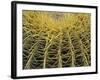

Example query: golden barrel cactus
[22,10,91,69]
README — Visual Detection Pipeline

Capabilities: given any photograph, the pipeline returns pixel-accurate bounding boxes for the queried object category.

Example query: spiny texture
[22,10,91,69]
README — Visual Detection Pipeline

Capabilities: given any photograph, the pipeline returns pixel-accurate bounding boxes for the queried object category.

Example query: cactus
[22,10,91,69]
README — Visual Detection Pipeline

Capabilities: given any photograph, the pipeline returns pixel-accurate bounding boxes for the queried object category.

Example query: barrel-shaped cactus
[22,10,91,69]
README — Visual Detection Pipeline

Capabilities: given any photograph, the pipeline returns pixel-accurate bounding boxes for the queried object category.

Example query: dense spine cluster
[22,10,91,69]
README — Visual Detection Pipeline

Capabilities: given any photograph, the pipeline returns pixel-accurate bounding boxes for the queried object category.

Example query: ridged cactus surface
[22,10,91,69]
